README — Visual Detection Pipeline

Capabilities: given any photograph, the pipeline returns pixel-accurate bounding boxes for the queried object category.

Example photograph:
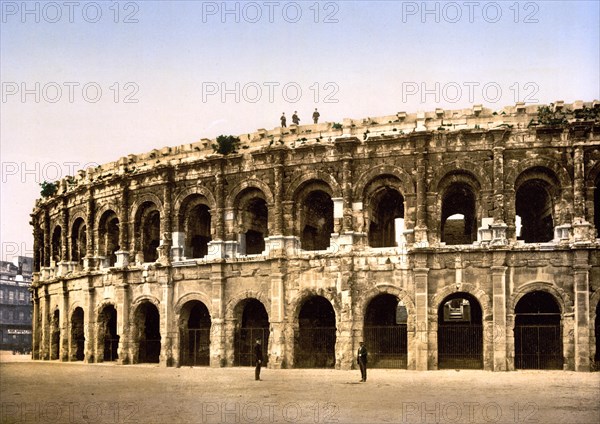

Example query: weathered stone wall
[30,101,600,371]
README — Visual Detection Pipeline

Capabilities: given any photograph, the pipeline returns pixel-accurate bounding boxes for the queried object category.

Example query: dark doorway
[99,305,119,361]
[135,302,161,363]
[181,301,211,366]
[437,293,483,369]
[51,309,60,360]
[441,184,477,245]
[70,307,85,361]
[368,188,404,248]
[514,291,562,369]
[234,299,269,366]
[516,180,554,243]
[243,198,268,255]
[363,294,407,368]
[300,191,333,251]
[295,296,336,368]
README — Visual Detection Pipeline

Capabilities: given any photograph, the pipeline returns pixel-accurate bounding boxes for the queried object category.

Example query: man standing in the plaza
[357,341,368,382]
[254,338,263,381]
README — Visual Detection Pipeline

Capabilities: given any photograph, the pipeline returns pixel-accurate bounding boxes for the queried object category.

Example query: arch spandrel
[508,281,574,316]
[353,165,416,201]
[284,171,341,201]
[225,179,274,209]
[429,160,492,193]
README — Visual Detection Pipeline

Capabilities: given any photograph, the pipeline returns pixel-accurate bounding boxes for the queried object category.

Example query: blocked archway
[437,292,483,369]
[295,296,336,368]
[98,305,119,361]
[514,291,563,369]
[134,302,161,363]
[70,307,85,361]
[179,300,211,366]
[233,298,269,366]
[363,294,407,368]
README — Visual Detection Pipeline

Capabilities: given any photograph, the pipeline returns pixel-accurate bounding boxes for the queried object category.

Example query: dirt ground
[1,352,598,424]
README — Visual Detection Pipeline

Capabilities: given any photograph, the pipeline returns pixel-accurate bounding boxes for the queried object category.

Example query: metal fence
[363,325,408,369]
[438,324,483,369]
[103,338,119,361]
[138,339,161,363]
[181,329,210,366]
[234,327,269,366]
[514,324,562,369]
[295,327,336,368]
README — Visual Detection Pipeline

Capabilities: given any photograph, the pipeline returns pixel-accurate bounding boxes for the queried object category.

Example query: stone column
[158,177,173,266]
[84,284,95,363]
[414,151,429,247]
[573,249,591,371]
[210,262,226,367]
[413,253,429,370]
[43,210,51,268]
[116,183,130,267]
[116,281,130,364]
[160,278,175,366]
[31,290,40,359]
[337,256,354,370]
[572,145,594,243]
[491,259,507,370]
[265,150,286,256]
[41,289,50,360]
[269,259,286,368]
[59,282,69,361]
[490,145,508,244]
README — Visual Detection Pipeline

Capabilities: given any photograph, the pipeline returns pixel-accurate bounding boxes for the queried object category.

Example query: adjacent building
[0,257,33,352]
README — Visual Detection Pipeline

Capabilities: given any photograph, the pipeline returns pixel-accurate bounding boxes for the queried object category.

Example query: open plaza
[1,353,598,424]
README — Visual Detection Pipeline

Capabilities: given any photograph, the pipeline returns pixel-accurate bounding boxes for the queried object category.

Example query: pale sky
[1,0,599,262]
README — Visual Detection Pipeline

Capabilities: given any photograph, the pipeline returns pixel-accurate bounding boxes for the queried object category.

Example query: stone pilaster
[59,282,69,361]
[84,282,95,363]
[118,183,130,266]
[414,151,429,247]
[268,259,286,368]
[116,281,130,364]
[413,253,429,370]
[31,290,40,359]
[210,262,226,367]
[160,278,175,366]
[573,249,591,371]
[491,262,507,371]
[41,289,50,360]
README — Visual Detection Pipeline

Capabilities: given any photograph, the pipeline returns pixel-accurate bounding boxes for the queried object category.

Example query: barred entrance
[363,294,408,368]
[99,305,119,361]
[515,291,562,370]
[180,301,211,366]
[135,302,161,364]
[295,296,336,368]
[70,307,85,361]
[234,298,269,366]
[438,293,483,369]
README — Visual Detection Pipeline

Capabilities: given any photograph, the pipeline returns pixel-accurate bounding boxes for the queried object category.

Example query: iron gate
[514,325,562,369]
[181,329,210,366]
[438,324,483,369]
[103,338,119,361]
[363,325,408,368]
[235,328,269,366]
[295,327,336,368]
[75,338,85,361]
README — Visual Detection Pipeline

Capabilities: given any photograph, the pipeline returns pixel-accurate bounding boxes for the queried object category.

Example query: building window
[8,291,14,302]
[19,311,24,320]
[0,290,4,300]
[8,311,14,320]
[18,292,25,301]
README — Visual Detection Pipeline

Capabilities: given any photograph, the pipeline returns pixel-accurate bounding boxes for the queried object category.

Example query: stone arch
[357,285,415,324]
[225,290,271,322]
[94,203,120,231]
[506,157,572,191]
[67,210,87,232]
[130,193,164,218]
[430,283,492,321]
[95,300,119,362]
[174,292,213,319]
[508,281,573,315]
[284,170,342,201]
[429,160,492,193]
[225,179,274,209]
[289,288,341,325]
[131,295,161,312]
[95,299,117,319]
[353,165,416,200]
[173,186,216,218]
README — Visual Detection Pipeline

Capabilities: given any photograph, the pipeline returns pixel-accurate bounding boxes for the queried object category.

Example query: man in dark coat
[357,341,368,382]
[280,113,287,128]
[254,338,263,380]
[312,108,320,123]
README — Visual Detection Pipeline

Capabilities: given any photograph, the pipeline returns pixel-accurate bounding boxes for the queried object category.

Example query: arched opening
[441,183,477,245]
[363,294,407,368]
[71,218,87,264]
[134,302,161,364]
[516,178,555,243]
[241,198,268,255]
[514,291,562,369]
[50,309,60,360]
[184,203,211,259]
[99,211,119,266]
[143,211,160,262]
[595,302,600,370]
[295,296,336,368]
[98,305,119,361]
[51,226,62,265]
[300,191,333,251]
[368,188,405,248]
[180,301,211,366]
[70,307,85,361]
[437,293,483,369]
[234,299,270,366]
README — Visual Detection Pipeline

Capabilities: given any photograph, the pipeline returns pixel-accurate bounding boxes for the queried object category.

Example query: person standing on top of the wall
[312,108,320,124]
